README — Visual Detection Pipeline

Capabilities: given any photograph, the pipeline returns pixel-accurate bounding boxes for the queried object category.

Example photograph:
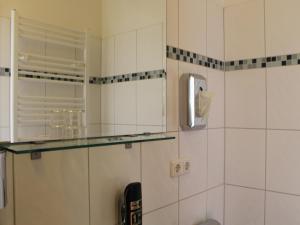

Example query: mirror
[0,0,166,142]
[99,0,167,136]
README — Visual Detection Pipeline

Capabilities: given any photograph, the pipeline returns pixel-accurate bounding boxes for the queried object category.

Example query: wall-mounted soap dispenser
[180,74,212,130]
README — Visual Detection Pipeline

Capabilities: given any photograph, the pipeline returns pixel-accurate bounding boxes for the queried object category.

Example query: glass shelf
[0,133,175,155]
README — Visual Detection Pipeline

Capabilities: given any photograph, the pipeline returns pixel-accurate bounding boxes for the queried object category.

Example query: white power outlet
[170,159,191,177]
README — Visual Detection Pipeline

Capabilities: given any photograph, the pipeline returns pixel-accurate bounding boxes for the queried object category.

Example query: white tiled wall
[225,0,300,224]
[0,1,226,225]
[100,23,166,135]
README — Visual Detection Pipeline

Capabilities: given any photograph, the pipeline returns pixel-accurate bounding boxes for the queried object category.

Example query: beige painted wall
[0,0,102,36]
[101,0,165,37]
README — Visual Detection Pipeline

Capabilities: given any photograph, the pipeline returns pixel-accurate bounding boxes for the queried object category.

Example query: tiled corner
[225,185,265,225]
[224,0,265,61]
[179,130,207,199]
[89,144,141,225]
[267,130,300,195]
[179,0,206,56]
[266,191,300,225]
[143,203,178,225]
[226,129,265,189]
[207,69,224,128]
[142,132,179,213]
[225,69,266,128]
[179,192,207,225]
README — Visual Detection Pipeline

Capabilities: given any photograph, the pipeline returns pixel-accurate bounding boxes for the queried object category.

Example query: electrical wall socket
[170,159,191,177]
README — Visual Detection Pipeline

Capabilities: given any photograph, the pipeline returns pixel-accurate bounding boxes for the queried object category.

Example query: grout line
[143,201,179,216]
[263,0,267,224]
[225,127,300,132]
[226,183,300,198]
[223,3,226,225]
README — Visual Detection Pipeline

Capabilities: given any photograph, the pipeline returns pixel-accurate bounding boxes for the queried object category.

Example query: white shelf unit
[10,10,88,142]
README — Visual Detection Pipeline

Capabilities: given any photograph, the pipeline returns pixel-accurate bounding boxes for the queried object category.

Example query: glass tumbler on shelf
[48,109,65,139]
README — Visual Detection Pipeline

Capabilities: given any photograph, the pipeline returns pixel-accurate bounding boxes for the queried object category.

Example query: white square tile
[137,24,163,72]
[266,0,300,56]
[137,79,164,126]
[142,132,178,213]
[225,185,265,225]
[179,130,207,199]
[87,84,101,124]
[167,59,179,132]
[101,84,115,124]
[267,66,300,130]
[267,130,300,195]
[115,124,137,136]
[224,0,265,60]
[136,125,163,134]
[179,61,207,80]
[207,0,224,60]
[179,0,207,55]
[0,17,10,67]
[115,31,137,75]
[208,129,224,188]
[100,124,115,136]
[0,77,10,128]
[167,0,178,47]
[0,152,13,225]
[143,203,178,225]
[86,124,101,137]
[15,149,89,225]
[179,192,207,225]
[89,144,140,225]
[101,37,115,76]
[115,82,137,125]
[266,191,300,225]
[0,127,9,142]
[86,35,101,77]
[225,69,266,128]
[226,129,265,189]
[207,69,224,128]
[207,186,224,225]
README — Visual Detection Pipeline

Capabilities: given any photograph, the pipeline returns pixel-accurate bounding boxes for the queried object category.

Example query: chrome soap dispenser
[179,73,212,130]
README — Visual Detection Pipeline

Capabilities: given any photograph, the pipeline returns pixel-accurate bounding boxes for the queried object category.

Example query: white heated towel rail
[10,10,88,142]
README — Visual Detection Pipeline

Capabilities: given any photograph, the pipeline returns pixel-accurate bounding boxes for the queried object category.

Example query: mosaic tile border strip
[18,70,84,83]
[167,45,300,72]
[167,46,225,71]
[89,69,166,85]
[225,53,300,71]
